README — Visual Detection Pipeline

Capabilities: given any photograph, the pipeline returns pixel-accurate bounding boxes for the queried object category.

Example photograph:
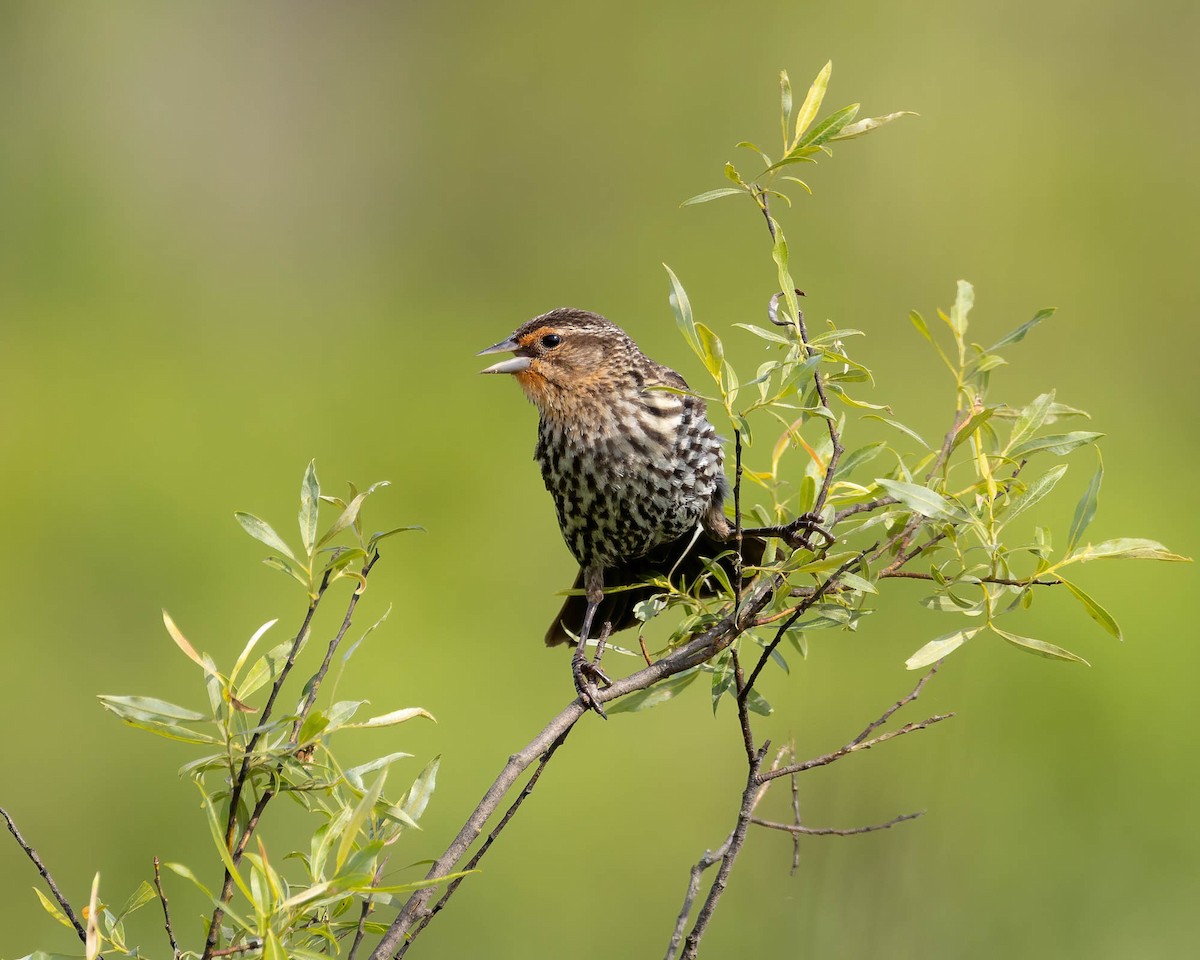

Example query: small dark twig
[1,806,87,943]
[347,861,387,960]
[881,570,1061,587]
[832,496,899,523]
[751,811,922,836]
[758,666,952,785]
[788,745,802,875]
[153,857,180,960]
[665,837,731,960]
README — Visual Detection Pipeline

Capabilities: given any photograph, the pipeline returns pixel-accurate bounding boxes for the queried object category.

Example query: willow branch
[1,806,86,943]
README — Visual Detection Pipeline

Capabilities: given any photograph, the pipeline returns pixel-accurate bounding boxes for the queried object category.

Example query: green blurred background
[1,2,1196,957]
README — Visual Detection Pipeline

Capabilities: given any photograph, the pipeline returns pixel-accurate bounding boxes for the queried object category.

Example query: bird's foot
[571,622,613,719]
[743,512,835,553]
[783,512,835,552]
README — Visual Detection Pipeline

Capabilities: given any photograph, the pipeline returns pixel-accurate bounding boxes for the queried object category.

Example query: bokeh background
[1,2,1196,958]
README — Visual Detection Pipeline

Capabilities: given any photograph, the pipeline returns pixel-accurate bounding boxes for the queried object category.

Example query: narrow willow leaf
[231,619,278,687]
[797,102,860,148]
[1066,455,1103,552]
[1066,538,1190,563]
[114,881,157,921]
[368,525,424,549]
[875,478,968,522]
[317,483,390,549]
[1009,431,1104,459]
[607,668,700,714]
[693,322,725,381]
[779,69,793,142]
[863,415,929,448]
[905,627,980,669]
[792,60,832,146]
[909,310,932,342]
[1059,578,1122,641]
[948,280,974,336]
[345,752,415,792]
[235,512,297,561]
[262,555,309,589]
[827,110,916,141]
[97,695,206,723]
[744,689,773,716]
[336,771,386,874]
[733,322,791,345]
[299,460,320,556]
[664,264,699,355]
[834,441,887,479]
[949,408,995,454]
[1005,391,1054,453]
[1003,464,1069,524]
[681,187,745,206]
[991,625,1089,665]
[344,707,436,729]
[401,755,441,824]
[989,307,1055,351]
[32,887,74,929]
[162,611,218,676]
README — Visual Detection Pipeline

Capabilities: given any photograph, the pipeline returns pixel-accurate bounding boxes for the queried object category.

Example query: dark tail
[543,529,766,647]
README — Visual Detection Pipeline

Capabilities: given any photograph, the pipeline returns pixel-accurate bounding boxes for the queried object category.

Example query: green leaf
[948,280,974,336]
[345,752,415,792]
[368,525,424,550]
[834,441,887,479]
[779,69,793,142]
[681,187,746,206]
[114,880,156,921]
[162,610,219,677]
[235,512,296,562]
[1066,454,1103,552]
[693,322,725,382]
[949,408,995,454]
[874,478,968,522]
[1066,538,1190,564]
[400,756,441,825]
[1059,578,1122,641]
[905,627,981,669]
[863,415,929,448]
[262,555,310,588]
[989,307,1055,351]
[1009,432,1105,459]
[32,887,75,930]
[827,110,916,141]
[1005,391,1055,453]
[343,707,436,729]
[664,264,700,356]
[97,695,206,723]
[607,668,700,714]
[299,460,320,556]
[318,482,391,549]
[990,625,1089,665]
[1002,464,1068,524]
[231,619,278,687]
[337,770,386,874]
[791,60,831,146]
[797,101,860,149]
[744,688,773,716]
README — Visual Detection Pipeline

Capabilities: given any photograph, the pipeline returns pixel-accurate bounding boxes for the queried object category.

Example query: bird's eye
[540,334,562,348]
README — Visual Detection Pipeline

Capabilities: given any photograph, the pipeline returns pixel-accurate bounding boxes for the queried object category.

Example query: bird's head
[478,308,633,411]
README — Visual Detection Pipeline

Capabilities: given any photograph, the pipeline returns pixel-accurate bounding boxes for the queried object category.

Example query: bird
[479,307,762,712]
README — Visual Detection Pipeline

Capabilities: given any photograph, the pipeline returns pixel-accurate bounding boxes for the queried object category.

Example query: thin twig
[788,744,801,875]
[758,666,953,785]
[832,496,899,524]
[397,726,574,956]
[1,806,87,942]
[347,861,387,960]
[153,857,180,959]
[665,837,731,960]
[205,558,375,960]
[210,940,263,957]
[751,812,922,836]
[880,570,1061,587]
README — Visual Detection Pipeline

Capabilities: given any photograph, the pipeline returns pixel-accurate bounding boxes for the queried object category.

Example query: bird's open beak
[478,337,533,375]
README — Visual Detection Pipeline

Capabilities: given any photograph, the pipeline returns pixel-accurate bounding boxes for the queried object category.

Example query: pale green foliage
[622,64,1190,716]
[34,463,446,960]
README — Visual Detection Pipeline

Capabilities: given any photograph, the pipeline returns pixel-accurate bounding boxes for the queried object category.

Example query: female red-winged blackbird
[480,308,760,709]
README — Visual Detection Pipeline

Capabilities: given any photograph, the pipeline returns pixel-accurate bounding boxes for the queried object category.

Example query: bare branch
[1,806,87,943]
[396,726,574,956]
[665,837,730,960]
[751,812,922,836]
[153,857,180,960]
